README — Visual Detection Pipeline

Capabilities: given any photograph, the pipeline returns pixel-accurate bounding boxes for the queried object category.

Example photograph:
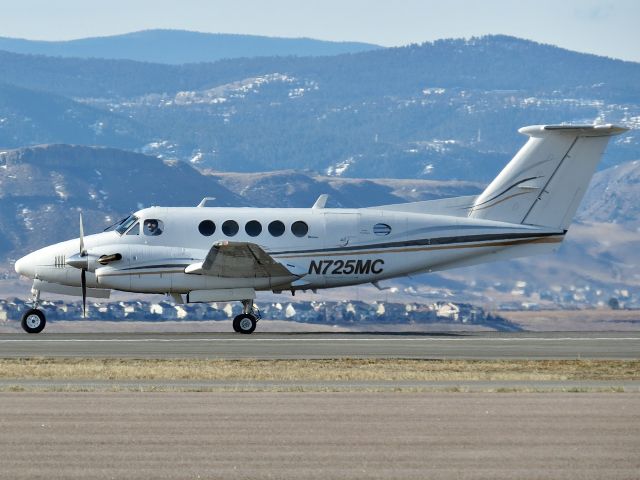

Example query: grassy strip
[0,358,638,382]
[0,385,630,394]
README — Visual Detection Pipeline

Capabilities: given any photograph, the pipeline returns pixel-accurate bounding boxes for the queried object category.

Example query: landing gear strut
[232,300,260,334]
[21,289,46,334]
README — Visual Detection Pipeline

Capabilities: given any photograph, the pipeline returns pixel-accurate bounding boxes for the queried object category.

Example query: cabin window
[291,221,309,237]
[198,220,216,236]
[144,219,164,236]
[222,220,239,237]
[245,220,262,237]
[373,223,392,236]
[268,220,285,237]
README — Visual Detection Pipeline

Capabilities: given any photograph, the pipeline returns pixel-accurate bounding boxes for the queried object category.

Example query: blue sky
[2,0,639,61]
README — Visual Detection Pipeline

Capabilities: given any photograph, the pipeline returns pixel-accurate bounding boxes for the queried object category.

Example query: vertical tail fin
[468,124,627,229]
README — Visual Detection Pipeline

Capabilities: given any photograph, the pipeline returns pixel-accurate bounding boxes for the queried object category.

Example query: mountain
[0,35,639,181]
[209,170,482,208]
[0,30,380,64]
[0,82,145,148]
[3,35,640,101]
[0,34,637,313]
[577,159,640,228]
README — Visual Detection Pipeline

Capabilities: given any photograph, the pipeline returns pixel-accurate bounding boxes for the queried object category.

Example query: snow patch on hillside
[190,151,203,164]
[326,156,356,176]
[170,74,296,106]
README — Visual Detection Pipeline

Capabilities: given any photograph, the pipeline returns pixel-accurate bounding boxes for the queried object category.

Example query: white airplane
[14,124,626,334]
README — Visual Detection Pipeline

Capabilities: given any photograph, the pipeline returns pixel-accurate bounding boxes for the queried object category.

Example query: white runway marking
[0,337,637,343]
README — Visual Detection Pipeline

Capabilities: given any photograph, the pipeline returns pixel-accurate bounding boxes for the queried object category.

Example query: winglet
[312,194,328,209]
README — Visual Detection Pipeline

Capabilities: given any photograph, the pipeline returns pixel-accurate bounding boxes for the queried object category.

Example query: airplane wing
[184,241,297,278]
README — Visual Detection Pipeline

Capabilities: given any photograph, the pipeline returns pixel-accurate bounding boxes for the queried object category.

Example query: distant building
[174,305,188,319]
[434,302,460,321]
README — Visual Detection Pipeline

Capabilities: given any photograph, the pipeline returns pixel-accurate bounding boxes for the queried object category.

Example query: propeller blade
[81,268,87,319]
[79,212,86,257]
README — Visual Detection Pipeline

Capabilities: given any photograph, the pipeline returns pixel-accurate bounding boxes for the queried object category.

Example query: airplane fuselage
[16,206,564,295]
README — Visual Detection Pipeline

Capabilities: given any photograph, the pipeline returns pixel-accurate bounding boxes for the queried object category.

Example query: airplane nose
[14,256,24,275]
[14,253,35,278]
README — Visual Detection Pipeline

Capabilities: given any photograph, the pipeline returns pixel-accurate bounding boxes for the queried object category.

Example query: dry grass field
[1,358,637,383]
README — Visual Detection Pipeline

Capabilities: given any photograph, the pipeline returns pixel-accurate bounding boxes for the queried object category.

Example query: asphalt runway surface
[0,392,638,480]
[0,331,638,359]
[1,378,638,392]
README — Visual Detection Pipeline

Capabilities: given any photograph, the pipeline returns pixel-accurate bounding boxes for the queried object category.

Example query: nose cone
[14,253,35,278]
[14,248,50,279]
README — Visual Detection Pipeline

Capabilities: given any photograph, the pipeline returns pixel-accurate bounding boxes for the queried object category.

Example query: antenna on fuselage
[197,197,216,207]
[312,194,328,209]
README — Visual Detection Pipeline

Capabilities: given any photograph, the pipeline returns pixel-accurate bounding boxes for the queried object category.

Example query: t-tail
[468,124,628,229]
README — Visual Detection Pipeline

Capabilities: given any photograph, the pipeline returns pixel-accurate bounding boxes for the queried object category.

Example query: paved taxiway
[1,392,638,480]
[1,378,638,392]
[0,331,638,359]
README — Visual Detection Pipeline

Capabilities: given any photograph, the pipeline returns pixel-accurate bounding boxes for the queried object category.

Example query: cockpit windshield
[115,214,139,235]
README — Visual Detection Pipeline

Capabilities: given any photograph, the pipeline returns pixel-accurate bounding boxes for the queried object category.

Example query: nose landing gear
[232,300,260,334]
[21,288,46,334]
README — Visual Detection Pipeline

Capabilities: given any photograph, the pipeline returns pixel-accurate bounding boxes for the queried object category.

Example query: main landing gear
[232,300,260,334]
[21,289,46,334]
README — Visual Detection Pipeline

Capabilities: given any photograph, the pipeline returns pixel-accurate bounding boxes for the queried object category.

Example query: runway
[1,392,638,480]
[0,331,638,359]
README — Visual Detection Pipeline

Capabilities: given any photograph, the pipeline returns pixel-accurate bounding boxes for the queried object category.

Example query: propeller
[66,213,88,318]
[81,268,87,318]
[79,212,87,318]
[79,212,86,256]
[66,213,122,318]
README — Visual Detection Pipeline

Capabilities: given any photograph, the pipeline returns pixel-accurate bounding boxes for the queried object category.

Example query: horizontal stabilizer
[519,124,628,137]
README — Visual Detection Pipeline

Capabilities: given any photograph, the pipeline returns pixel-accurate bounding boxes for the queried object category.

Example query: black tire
[232,314,256,334]
[21,309,46,334]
